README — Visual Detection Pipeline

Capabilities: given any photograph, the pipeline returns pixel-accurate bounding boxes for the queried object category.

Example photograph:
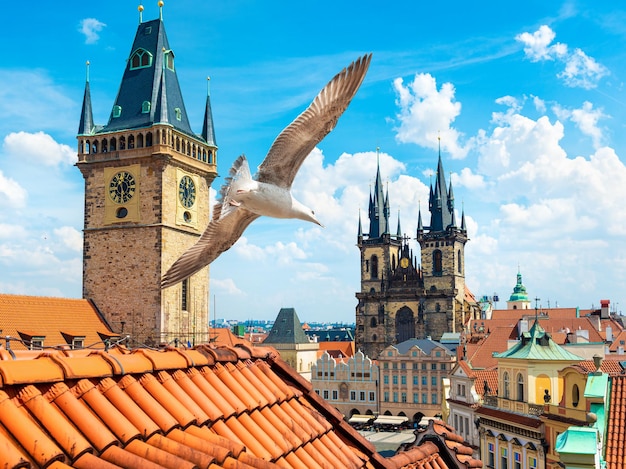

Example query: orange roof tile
[317,341,355,359]
[0,339,482,469]
[606,375,626,469]
[0,294,118,351]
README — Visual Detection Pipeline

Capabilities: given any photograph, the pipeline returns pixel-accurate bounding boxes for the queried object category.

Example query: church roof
[263,307,310,344]
[389,338,455,356]
[508,271,529,302]
[494,320,584,361]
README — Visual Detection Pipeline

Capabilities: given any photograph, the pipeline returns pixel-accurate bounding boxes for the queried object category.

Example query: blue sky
[2,1,626,322]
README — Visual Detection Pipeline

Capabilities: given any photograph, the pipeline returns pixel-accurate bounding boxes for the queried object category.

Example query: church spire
[367,148,390,238]
[396,211,402,238]
[427,142,453,232]
[201,77,217,146]
[78,61,94,136]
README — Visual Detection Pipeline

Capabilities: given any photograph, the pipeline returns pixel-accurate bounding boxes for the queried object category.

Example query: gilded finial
[158,1,164,20]
[138,4,144,23]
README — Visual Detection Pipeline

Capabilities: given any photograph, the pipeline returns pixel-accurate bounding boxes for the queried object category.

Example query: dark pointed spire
[396,211,402,238]
[357,209,363,240]
[201,76,217,146]
[367,148,390,238]
[78,61,94,136]
[428,143,453,232]
[460,202,466,231]
[417,203,424,233]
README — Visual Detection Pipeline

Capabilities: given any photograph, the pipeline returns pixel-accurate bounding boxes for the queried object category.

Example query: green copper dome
[509,271,529,302]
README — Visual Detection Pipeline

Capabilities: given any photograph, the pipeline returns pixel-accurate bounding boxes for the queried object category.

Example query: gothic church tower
[76,4,217,346]
[356,150,475,358]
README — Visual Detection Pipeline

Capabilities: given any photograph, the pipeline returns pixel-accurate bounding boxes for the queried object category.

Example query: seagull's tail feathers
[218,154,252,220]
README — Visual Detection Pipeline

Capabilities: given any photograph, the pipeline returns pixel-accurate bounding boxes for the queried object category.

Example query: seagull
[161,53,372,289]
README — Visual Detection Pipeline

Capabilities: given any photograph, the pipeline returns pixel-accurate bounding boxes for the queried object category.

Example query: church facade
[355,152,479,358]
[76,8,217,347]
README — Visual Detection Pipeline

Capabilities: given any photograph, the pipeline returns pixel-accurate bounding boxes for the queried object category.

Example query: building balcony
[483,395,544,417]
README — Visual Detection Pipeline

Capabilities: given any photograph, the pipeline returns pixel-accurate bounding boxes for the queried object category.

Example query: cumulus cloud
[79,18,106,44]
[569,101,607,149]
[53,226,83,252]
[211,278,245,296]
[516,25,607,89]
[0,170,27,207]
[3,132,76,166]
[393,73,469,158]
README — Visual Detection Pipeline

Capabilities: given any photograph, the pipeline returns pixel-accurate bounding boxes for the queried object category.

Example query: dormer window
[164,50,175,71]
[130,48,153,70]
[142,101,151,114]
[112,105,122,118]
[175,107,182,121]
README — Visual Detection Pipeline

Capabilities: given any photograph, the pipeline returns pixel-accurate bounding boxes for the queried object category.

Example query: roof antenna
[138,3,144,23]
[158,0,164,20]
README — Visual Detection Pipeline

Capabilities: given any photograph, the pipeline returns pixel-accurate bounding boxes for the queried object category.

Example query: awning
[373,415,408,425]
[349,414,374,424]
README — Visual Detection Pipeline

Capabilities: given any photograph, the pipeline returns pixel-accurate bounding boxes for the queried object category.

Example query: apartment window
[431,363,437,370]
[458,384,466,397]
[384,375,389,385]
[517,373,525,402]
[413,376,418,385]
[383,363,388,369]
[454,415,459,431]
[412,351,417,357]
[401,376,406,385]
[384,392,389,402]
[487,443,495,467]
[422,393,427,404]
[412,363,418,370]
[393,392,398,403]
[369,391,375,401]
[422,363,427,370]
[528,456,537,469]
[501,448,508,468]
[359,391,365,401]
[332,390,338,400]
[422,376,427,386]
[431,376,437,386]
[413,393,418,403]
[514,452,522,469]
[350,391,356,401]
[432,393,437,404]
[314,389,320,395]
[503,372,510,399]
[401,362,406,369]
[392,363,397,369]
[393,376,398,385]
[323,390,329,399]
[440,363,446,370]
[401,392,407,403]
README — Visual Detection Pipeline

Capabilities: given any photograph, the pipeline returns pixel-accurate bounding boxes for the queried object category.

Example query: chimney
[606,326,613,343]
[601,299,610,319]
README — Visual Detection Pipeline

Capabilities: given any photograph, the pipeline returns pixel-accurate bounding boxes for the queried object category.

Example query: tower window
[130,48,153,70]
[433,250,442,276]
[371,255,378,279]
[112,105,122,118]
[458,249,462,273]
[175,107,182,121]
[181,279,189,311]
[142,101,151,114]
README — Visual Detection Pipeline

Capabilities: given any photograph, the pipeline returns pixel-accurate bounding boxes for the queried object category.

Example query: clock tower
[76,5,217,346]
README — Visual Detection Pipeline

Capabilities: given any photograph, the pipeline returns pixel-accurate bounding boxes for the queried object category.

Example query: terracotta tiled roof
[474,405,543,429]
[608,329,626,352]
[606,375,626,469]
[571,359,625,376]
[0,338,482,469]
[472,369,499,397]
[465,326,516,369]
[0,294,118,351]
[317,341,356,359]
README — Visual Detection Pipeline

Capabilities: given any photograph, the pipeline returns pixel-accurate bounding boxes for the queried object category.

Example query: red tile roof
[317,341,356,359]
[465,326,516,369]
[606,375,626,469]
[0,294,118,351]
[0,338,481,469]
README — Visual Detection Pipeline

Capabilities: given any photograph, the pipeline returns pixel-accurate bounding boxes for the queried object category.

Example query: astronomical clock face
[179,175,196,208]
[108,170,136,204]
[400,257,410,268]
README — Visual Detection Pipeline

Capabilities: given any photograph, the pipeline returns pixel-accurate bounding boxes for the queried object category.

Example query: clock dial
[400,257,410,268]
[108,171,136,204]
[179,175,196,208]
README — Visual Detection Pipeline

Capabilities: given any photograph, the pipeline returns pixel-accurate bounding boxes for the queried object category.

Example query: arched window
[91,140,98,154]
[503,372,510,399]
[119,136,126,150]
[142,101,151,114]
[396,307,414,343]
[145,132,153,147]
[372,334,377,342]
[101,139,108,153]
[371,255,378,279]
[110,137,117,151]
[137,134,144,148]
[457,249,462,273]
[164,50,175,71]
[517,373,525,402]
[370,317,377,327]
[433,250,443,276]
[128,135,135,149]
[572,384,580,407]
[130,48,153,69]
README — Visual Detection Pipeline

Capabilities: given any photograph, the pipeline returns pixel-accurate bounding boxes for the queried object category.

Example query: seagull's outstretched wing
[256,53,372,188]
[161,156,259,289]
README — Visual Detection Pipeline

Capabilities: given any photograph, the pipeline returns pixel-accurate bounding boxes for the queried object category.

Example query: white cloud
[211,278,245,296]
[0,170,27,207]
[53,226,83,252]
[3,132,76,166]
[393,74,469,158]
[569,101,607,149]
[79,18,106,45]
[516,25,607,89]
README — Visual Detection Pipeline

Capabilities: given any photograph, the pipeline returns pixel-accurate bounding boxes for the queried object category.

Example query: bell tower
[416,151,468,337]
[76,4,217,346]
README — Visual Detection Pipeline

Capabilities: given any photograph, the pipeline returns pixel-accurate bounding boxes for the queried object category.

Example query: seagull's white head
[293,199,324,227]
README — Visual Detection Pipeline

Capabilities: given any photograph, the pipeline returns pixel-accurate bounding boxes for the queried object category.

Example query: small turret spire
[357,209,363,241]
[396,211,402,238]
[138,4,144,23]
[158,0,164,20]
[460,202,466,231]
[201,76,217,146]
[417,202,424,233]
[78,61,94,136]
